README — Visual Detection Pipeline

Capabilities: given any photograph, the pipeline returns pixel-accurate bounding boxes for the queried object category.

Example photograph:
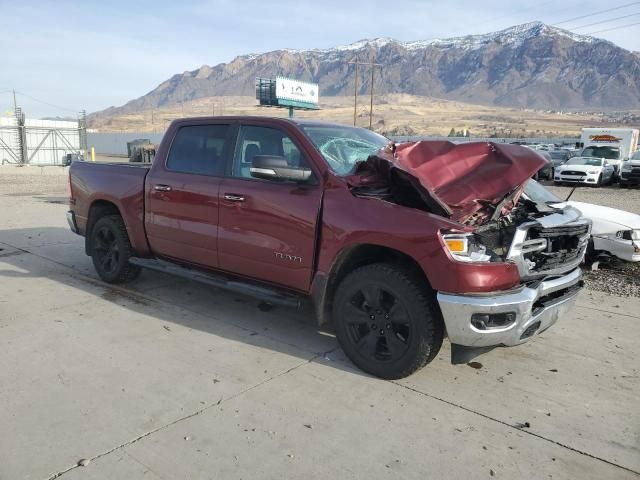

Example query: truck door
[145,123,235,268]
[218,124,322,291]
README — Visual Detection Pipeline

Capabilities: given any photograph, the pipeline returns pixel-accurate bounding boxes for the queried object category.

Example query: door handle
[224,193,245,202]
[154,184,172,192]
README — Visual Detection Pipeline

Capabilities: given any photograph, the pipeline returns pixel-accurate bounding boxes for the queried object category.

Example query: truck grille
[524,224,589,273]
[626,168,640,179]
[507,217,591,279]
[561,171,586,177]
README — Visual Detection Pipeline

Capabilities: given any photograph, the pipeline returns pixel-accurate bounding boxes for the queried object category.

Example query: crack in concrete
[392,381,640,477]
[45,355,320,480]
[576,304,639,319]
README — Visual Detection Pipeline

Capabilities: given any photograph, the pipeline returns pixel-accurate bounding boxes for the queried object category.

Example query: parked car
[534,151,553,180]
[549,149,575,166]
[619,150,640,187]
[525,180,640,262]
[67,118,590,379]
[554,156,616,186]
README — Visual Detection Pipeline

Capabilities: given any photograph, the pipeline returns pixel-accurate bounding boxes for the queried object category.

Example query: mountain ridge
[91,22,640,119]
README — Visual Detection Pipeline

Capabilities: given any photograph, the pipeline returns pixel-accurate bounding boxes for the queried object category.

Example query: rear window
[166,124,230,175]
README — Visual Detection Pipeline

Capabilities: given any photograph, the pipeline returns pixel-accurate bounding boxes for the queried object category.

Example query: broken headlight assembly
[617,230,640,241]
[440,231,494,263]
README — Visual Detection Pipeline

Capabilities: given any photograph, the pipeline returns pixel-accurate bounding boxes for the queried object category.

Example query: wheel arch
[85,199,122,255]
[311,243,432,326]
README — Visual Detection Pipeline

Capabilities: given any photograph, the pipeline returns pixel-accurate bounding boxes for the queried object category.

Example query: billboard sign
[275,77,319,107]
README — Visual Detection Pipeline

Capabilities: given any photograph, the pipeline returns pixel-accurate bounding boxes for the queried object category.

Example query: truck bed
[69,160,150,254]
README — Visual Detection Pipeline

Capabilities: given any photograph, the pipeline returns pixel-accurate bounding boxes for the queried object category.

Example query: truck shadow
[0,227,362,377]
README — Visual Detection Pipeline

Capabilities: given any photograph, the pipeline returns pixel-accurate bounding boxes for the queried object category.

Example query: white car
[554,156,616,187]
[525,180,640,262]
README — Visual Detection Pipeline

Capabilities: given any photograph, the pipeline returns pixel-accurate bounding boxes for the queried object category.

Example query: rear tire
[332,263,443,379]
[90,215,141,284]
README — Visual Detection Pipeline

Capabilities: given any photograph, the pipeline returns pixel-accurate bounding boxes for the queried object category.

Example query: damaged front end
[347,141,591,362]
[347,140,590,278]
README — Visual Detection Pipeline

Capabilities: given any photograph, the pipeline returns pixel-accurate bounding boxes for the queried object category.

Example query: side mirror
[250,155,312,183]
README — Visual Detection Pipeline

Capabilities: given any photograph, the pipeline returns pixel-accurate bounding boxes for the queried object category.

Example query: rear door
[217,123,323,291]
[145,122,235,268]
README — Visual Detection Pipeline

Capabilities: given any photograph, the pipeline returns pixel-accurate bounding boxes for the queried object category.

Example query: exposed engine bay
[346,141,590,273]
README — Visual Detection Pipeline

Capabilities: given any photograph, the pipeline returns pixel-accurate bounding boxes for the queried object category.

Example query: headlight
[587,170,599,174]
[622,164,632,172]
[441,232,492,262]
[616,230,640,241]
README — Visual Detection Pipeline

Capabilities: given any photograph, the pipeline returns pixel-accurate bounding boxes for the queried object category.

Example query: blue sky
[2,0,639,117]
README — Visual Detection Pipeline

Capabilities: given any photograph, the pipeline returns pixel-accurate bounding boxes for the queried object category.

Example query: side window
[232,125,309,179]
[166,124,230,176]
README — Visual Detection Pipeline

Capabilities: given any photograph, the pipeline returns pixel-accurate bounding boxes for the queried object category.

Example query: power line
[585,20,640,34]
[572,12,640,29]
[553,2,640,25]
[14,90,79,114]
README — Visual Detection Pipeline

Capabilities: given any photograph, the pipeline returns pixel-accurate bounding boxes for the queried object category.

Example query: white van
[579,128,639,173]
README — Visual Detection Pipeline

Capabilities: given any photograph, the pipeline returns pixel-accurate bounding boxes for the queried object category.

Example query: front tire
[595,173,603,188]
[90,215,141,284]
[332,263,443,379]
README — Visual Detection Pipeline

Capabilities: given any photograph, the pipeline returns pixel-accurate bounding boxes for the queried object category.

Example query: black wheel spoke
[344,302,370,324]
[360,285,381,309]
[385,331,407,356]
[389,301,409,325]
[355,330,378,356]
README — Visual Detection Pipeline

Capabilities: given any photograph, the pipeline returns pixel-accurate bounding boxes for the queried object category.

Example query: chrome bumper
[66,210,79,234]
[437,268,582,348]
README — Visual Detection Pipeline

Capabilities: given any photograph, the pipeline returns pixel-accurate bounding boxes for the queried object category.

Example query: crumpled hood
[348,141,547,225]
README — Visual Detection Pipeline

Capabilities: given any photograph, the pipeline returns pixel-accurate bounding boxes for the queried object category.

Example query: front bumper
[437,268,582,348]
[554,172,600,184]
[619,175,640,186]
[66,210,80,234]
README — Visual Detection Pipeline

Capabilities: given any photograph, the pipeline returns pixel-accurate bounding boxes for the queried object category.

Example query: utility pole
[369,59,375,130]
[12,89,17,115]
[348,58,381,130]
[353,59,358,126]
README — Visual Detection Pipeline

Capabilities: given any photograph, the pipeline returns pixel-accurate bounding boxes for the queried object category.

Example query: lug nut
[369,315,375,320]
[386,324,391,329]
[380,330,384,335]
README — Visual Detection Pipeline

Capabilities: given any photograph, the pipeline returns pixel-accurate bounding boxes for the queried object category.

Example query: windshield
[524,179,561,203]
[300,124,390,175]
[631,150,640,160]
[566,157,604,166]
[581,146,619,160]
[549,151,568,160]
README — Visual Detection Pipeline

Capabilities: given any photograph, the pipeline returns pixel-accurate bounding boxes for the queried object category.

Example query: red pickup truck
[68,117,590,379]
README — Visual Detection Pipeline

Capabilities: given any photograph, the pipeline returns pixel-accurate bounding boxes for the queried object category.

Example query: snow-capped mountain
[92,22,640,118]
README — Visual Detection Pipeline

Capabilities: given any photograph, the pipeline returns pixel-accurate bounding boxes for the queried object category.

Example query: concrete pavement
[0,187,638,480]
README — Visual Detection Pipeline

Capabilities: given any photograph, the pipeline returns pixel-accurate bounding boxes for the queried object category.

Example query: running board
[129,257,302,309]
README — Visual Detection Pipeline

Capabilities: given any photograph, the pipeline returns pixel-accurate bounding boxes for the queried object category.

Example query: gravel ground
[582,260,640,297]
[0,172,68,196]
[543,181,640,213]
[1,170,637,297]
